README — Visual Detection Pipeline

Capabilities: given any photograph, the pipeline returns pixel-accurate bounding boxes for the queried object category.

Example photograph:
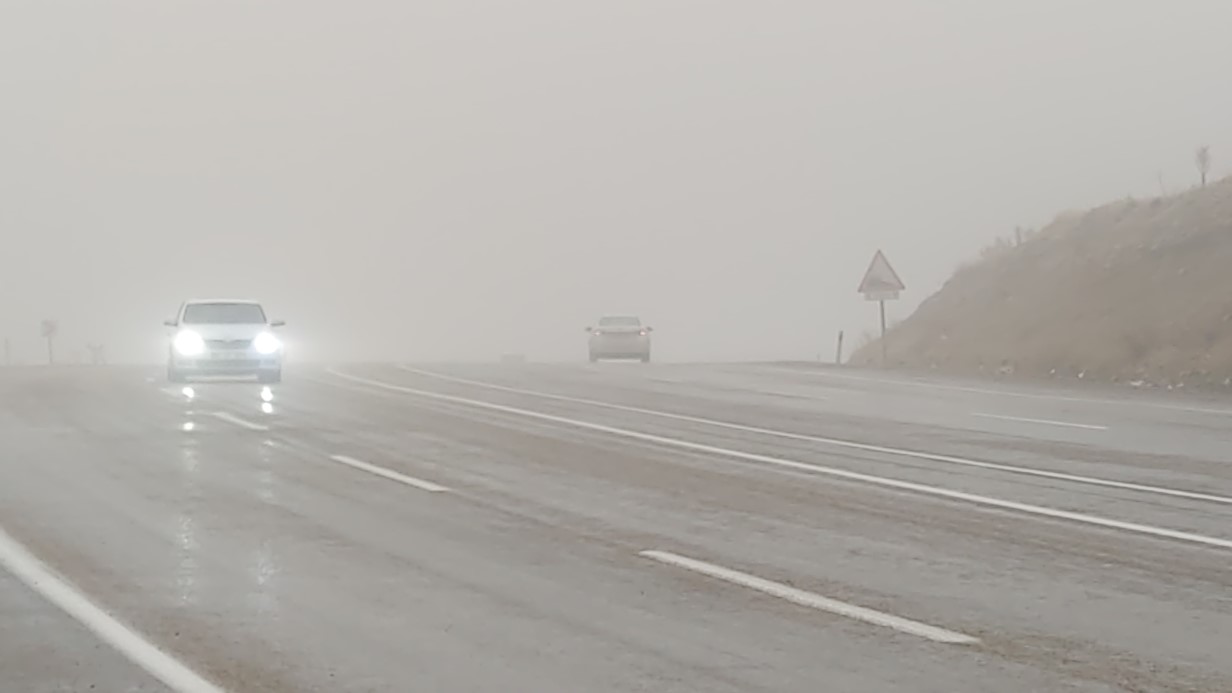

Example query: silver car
[586,316,653,363]
[165,299,286,383]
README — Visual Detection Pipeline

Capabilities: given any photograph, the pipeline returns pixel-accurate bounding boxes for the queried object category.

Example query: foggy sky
[2,1,1230,364]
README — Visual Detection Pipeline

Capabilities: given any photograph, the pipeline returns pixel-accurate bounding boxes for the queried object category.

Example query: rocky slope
[853,176,1232,389]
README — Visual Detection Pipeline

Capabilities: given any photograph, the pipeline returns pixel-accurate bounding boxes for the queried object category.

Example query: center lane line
[328,455,450,493]
[325,369,1232,552]
[972,413,1108,431]
[639,550,979,645]
[392,366,1232,507]
[211,411,269,432]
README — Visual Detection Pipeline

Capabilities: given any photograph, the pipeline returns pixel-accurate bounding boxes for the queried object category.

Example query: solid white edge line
[639,550,978,644]
[329,455,449,493]
[326,369,1232,551]
[0,527,226,693]
[211,411,268,431]
[972,413,1108,431]
[393,366,1232,507]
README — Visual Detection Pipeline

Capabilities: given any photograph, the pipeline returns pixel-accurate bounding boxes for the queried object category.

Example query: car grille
[196,360,263,370]
[206,339,252,350]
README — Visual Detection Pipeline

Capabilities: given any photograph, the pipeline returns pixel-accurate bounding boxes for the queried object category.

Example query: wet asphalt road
[2,363,1231,692]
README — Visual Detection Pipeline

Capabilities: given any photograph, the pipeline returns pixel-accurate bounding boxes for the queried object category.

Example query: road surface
[2,363,1230,692]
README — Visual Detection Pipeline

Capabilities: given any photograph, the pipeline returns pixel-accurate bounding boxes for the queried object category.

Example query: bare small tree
[1196,145,1211,187]
[87,343,106,365]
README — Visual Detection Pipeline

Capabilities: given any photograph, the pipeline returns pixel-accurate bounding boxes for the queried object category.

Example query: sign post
[857,250,906,367]
[41,320,58,365]
[879,300,887,365]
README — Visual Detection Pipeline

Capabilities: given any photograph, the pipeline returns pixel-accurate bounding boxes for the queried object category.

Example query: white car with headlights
[165,300,285,383]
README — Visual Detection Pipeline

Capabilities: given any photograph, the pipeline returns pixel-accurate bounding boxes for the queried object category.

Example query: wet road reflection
[174,439,201,606]
[171,381,281,428]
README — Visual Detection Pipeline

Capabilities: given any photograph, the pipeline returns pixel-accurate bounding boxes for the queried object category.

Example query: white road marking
[329,455,450,493]
[765,366,1232,417]
[972,413,1108,431]
[649,376,691,385]
[639,550,978,645]
[393,366,1232,507]
[327,369,1232,551]
[160,386,193,401]
[211,411,269,431]
[0,526,227,693]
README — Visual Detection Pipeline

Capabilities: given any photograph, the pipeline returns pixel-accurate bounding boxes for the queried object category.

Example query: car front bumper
[589,336,650,358]
[170,353,282,376]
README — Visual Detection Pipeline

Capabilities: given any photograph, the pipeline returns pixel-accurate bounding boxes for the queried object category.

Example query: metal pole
[879,300,887,367]
[47,337,54,366]
[835,330,844,365]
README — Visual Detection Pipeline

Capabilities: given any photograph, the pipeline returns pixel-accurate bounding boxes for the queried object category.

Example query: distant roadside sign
[41,319,58,365]
[862,289,900,302]
[857,250,906,367]
[857,250,906,301]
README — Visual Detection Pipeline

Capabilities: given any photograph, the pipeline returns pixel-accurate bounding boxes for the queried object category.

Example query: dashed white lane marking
[327,369,1232,551]
[393,367,1232,507]
[160,386,194,401]
[0,527,227,693]
[639,550,978,645]
[972,413,1108,431]
[648,376,692,385]
[211,412,268,432]
[329,455,450,493]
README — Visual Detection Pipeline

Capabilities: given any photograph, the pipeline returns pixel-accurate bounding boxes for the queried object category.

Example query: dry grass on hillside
[853,176,1232,388]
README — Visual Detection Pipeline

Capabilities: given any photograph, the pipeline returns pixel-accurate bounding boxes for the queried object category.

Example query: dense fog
[2,1,1229,364]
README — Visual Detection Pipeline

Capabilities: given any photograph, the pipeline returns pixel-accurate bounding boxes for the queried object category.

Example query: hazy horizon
[3,1,1229,365]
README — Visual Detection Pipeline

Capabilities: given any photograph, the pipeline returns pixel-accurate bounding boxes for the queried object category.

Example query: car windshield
[599,316,641,327]
[181,303,266,325]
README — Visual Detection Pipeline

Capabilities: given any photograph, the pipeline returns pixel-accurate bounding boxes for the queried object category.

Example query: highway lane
[202,365,1232,687]
[366,364,1232,532]
[5,372,802,692]
[2,364,1231,692]
[0,565,169,693]
[521,360,1232,457]
[747,364,1232,462]
[409,362,1232,496]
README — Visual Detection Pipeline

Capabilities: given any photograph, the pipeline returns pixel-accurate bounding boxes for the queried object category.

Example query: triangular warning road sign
[857,250,906,295]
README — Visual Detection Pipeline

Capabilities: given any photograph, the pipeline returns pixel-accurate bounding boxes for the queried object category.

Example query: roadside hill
[853,176,1232,388]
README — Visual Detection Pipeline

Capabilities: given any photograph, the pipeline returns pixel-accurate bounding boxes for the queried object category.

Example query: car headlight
[253,332,282,355]
[174,330,205,356]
